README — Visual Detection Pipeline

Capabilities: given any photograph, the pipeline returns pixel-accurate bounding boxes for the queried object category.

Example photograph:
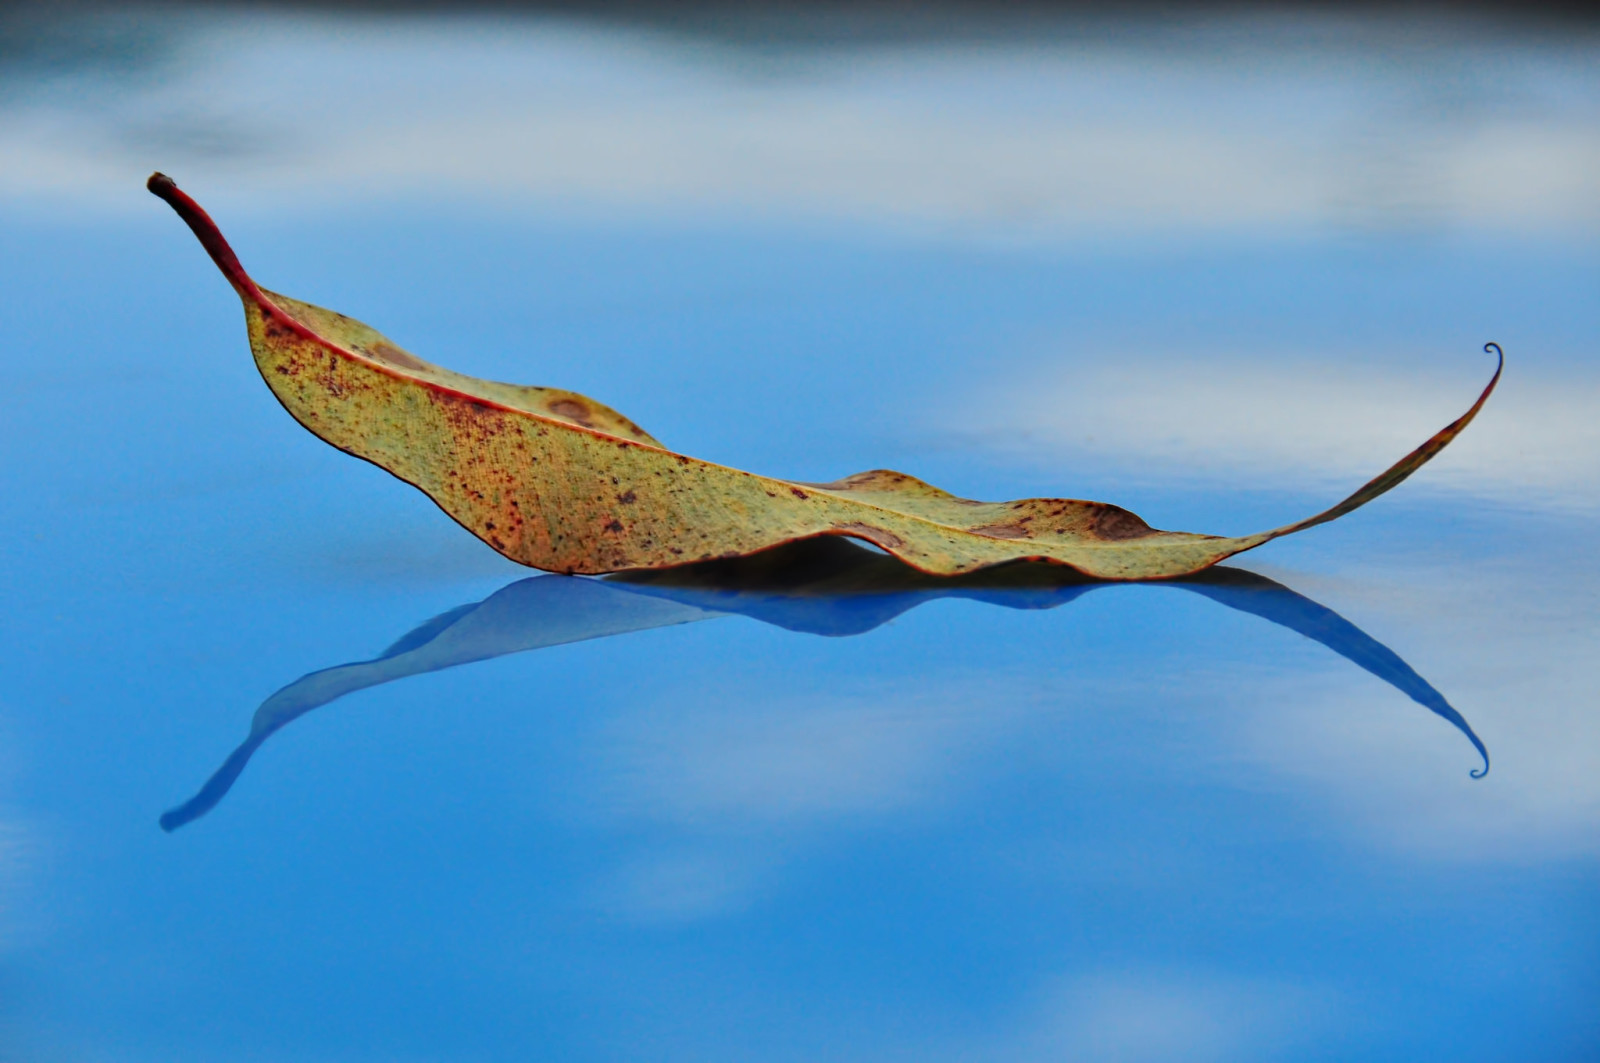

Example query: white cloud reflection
[1,7,1595,236]
[1011,970,1331,1063]
[586,681,1038,920]
[0,713,32,957]
[600,846,769,923]
[964,351,1600,511]
[599,686,1017,825]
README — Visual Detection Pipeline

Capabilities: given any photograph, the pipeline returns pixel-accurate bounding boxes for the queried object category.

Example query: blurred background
[5,1,1598,235]
[0,3,1597,1061]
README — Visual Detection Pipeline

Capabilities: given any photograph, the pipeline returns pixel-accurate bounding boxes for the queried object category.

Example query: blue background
[1,6,1597,1060]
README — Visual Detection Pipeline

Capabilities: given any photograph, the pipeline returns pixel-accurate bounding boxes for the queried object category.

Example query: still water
[1,6,1597,1061]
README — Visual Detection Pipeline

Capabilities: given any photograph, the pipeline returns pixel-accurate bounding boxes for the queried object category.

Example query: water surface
[1,6,1597,1061]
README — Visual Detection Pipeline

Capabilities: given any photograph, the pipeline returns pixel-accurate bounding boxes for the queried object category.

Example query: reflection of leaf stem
[161,539,1486,831]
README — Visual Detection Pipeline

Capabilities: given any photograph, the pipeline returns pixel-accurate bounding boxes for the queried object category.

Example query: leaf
[159,539,1487,831]
[147,173,1502,581]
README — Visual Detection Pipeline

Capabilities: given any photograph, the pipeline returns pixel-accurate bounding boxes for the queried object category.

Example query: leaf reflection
[161,539,1487,831]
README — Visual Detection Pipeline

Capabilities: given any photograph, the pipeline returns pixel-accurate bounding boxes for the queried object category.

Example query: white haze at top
[2,6,1595,232]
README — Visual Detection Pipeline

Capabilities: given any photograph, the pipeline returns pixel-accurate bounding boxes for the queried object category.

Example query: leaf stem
[146,172,263,299]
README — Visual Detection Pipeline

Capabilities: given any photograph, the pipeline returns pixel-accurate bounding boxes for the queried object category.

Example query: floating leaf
[160,539,1487,831]
[147,173,1501,581]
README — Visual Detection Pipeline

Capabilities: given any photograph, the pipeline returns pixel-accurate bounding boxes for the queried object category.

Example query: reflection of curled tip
[1463,727,1491,780]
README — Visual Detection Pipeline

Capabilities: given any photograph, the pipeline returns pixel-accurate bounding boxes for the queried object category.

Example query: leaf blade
[148,173,1499,581]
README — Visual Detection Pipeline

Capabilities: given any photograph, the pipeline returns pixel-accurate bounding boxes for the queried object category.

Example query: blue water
[2,9,1599,1061]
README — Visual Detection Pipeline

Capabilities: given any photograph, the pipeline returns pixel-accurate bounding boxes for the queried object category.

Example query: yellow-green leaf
[148,173,1501,581]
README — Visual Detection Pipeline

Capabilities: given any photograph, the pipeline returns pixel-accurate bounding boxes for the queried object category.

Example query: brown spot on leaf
[617,490,637,505]
[366,341,429,372]
[970,522,1032,540]
[833,522,906,550]
[548,399,596,428]
[1093,506,1155,541]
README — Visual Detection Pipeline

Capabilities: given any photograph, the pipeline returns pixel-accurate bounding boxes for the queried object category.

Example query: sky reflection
[1,4,1596,1061]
